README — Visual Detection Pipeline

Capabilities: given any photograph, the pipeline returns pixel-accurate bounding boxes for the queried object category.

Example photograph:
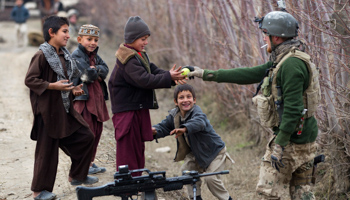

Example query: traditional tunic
[108,44,174,175]
[72,45,109,162]
[112,109,152,176]
[25,49,94,192]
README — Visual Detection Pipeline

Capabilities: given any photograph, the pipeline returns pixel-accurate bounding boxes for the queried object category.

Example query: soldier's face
[263,31,272,53]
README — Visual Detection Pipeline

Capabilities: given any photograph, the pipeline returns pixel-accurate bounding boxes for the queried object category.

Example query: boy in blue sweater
[152,84,234,200]
[11,0,29,47]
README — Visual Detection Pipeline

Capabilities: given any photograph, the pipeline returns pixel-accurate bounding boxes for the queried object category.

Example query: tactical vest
[252,47,320,128]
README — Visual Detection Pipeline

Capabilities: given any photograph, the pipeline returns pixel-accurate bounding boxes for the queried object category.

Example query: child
[10,0,29,47]
[152,84,234,200]
[72,24,110,174]
[38,0,56,26]
[24,16,98,200]
[108,16,186,176]
[66,9,79,51]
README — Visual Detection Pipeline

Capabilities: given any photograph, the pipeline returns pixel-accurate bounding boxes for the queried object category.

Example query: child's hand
[72,84,84,96]
[170,128,187,138]
[152,127,157,135]
[169,64,187,85]
[48,80,74,91]
[90,66,103,82]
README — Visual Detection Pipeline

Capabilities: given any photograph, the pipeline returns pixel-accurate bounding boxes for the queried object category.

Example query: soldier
[188,11,320,199]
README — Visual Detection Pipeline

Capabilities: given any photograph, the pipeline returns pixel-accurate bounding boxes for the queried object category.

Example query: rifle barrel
[198,170,229,177]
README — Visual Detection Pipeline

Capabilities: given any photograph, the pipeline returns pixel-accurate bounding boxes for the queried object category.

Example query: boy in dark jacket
[25,16,98,200]
[11,0,29,47]
[108,16,186,176]
[72,24,110,175]
[152,84,234,200]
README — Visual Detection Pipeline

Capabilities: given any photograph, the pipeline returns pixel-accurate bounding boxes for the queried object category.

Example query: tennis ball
[181,68,190,76]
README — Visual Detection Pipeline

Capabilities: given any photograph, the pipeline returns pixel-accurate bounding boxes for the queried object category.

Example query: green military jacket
[203,58,318,146]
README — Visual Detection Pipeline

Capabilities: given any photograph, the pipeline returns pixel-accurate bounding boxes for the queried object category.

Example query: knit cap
[124,16,151,44]
[78,24,100,37]
[67,9,79,18]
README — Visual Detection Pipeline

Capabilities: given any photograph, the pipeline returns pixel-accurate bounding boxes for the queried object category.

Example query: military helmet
[260,11,299,37]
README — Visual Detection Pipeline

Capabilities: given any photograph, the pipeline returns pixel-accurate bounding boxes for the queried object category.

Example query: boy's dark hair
[43,15,69,42]
[174,84,196,102]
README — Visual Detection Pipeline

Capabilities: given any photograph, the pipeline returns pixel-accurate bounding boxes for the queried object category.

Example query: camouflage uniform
[187,10,320,200]
[256,135,316,200]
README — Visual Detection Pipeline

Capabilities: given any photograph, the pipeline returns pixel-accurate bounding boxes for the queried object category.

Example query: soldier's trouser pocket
[290,160,313,186]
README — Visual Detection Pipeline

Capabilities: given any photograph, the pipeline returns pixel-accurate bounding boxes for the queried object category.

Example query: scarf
[270,39,306,64]
[39,42,81,113]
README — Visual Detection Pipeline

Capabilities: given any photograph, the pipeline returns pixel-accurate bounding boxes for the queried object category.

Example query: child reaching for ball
[108,16,187,176]
[152,84,234,200]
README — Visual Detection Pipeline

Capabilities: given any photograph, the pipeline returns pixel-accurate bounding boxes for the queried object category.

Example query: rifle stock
[76,183,117,200]
[75,165,229,200]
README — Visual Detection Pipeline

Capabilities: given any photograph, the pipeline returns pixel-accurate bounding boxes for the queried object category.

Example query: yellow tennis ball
[181,68,190,76]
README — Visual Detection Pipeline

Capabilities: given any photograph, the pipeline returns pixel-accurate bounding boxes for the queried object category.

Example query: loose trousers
[15,23,27,47]
[112,110,153,177]
[180,147,234,200]
[256,136,316,200]
[80,106,103,162]
[31,121,94,192]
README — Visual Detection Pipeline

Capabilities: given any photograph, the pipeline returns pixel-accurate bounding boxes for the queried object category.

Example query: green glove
[187,66,204,78]
[271,144,284,172]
